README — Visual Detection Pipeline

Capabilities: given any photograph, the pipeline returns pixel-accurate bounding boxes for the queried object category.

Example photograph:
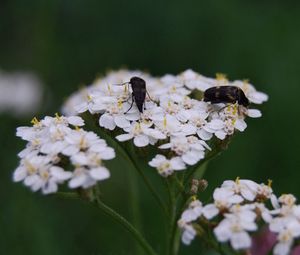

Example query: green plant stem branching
[55,192,158,255]
[85,114,168,217]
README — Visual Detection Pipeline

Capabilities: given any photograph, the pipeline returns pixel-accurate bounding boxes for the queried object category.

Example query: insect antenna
[112,81,130,86]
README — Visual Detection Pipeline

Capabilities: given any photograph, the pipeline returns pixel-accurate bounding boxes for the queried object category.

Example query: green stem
[96,128,168,217]
[128,158,144,255]
[56,192,158,255]
[125,148,169,217]
[167,178,178,255]
[94,198,158,255]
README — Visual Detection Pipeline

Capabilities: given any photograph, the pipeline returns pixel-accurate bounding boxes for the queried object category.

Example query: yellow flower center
[25,160,37,175]
[216,73,228,83]
[163,116,167,129]
[40,170,49,180]
[79,136,87,149]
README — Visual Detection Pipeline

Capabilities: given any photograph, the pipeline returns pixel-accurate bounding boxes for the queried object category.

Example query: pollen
[232,104,238,115]
[32,138,40,146]
[87,94,92,102]
[117,99,123,109]
[235,176,240,185]
[79,136,87,149]
[170,85,176,93]
[191,195,197,201]
[75,126,81,131]
[163,116,167,128]
[107,84,112,94]
[40,170,50,180]
[267,179,273,188]
[24,160,37,175]
[30,117,40,126]
[133,122,142,135]
[216,73,228,81]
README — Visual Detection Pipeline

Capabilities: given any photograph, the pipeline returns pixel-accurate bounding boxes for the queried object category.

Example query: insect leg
[124,93,134,114]
[122,95,131,103]
[217,104,229,113]
[146,90,155,102]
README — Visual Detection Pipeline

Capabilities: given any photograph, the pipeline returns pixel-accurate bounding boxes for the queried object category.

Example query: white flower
[279,194,297,207]
[203,188,243,219]
[148,154,185,177]
[270,218,300,255]
[179,223,197,245]
[178,199,202,245]
[99,100,136,130]
[221,178,260,201]
[214,208,257,250]
[68,166,110,189]
[63,129,106,156]
[74,89,113,114]
[13,155,72,194]
[179,200,203,223]
[153,114,182,136]
[231,80,269,104]
[247,109,262,118]
[159,136,208,166]
[41,114,85,127]
[57,69,268,179]
[14,114,115,194]
[116,121,165,147]
[256,181,274,200]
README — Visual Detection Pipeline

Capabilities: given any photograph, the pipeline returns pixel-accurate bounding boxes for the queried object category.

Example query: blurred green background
[1,0,300,254]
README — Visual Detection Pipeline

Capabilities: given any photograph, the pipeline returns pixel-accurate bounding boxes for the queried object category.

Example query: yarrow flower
[178,178,300,255]
[13,114,115,194]
[62,69,268,177]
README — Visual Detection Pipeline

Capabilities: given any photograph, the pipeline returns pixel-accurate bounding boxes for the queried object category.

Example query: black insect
[116,76,153,113]
[203,86,249,107]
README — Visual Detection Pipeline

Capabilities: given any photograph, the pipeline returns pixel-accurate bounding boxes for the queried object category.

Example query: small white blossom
[214,212,256,250]
[159,136,208,166]
[221,178,260,201]
[180,200,203,223]
[148,154,185,177]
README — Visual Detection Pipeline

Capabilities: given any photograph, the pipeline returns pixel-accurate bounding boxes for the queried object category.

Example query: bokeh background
[1,0,300,254]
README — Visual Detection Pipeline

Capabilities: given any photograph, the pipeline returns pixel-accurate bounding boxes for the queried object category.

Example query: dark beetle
[116,76,153,113]
[203,86,249,107]
[128,76,147,113]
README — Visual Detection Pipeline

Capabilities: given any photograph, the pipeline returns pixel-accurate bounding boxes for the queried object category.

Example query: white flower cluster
[0,70,43,116]
[178,178,300,255]
[269,194,300,255]
[13,114,115,194]
[62,69,268,176]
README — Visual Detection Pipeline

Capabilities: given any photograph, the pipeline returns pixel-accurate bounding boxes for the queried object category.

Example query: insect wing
[204,86,238,104]
[134,87,146,112]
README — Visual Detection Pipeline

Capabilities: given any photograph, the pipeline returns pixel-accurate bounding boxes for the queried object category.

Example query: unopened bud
[190,179,208,194]
[198,179,208,191]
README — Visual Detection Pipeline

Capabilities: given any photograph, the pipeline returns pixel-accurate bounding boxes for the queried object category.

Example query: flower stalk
[56,191,158,255]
